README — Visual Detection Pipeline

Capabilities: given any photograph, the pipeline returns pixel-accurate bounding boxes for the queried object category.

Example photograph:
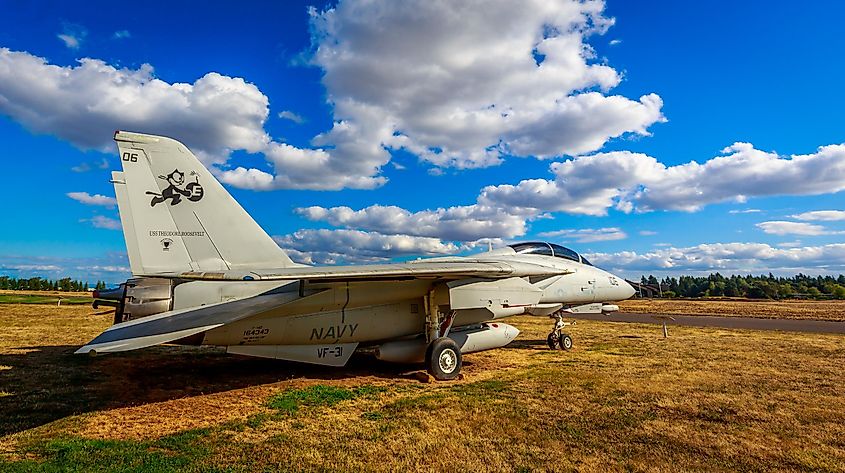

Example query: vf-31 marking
[79,131,635,381]
[317,346,344,358]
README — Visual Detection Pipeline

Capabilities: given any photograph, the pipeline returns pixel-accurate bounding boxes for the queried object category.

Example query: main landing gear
[547,311,574,351]
[425,337,462,381]
[424,289,462,380]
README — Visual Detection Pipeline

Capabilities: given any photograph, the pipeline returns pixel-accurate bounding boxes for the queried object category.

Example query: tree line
[0,276,107,292]
[638,273,845,300]
[3,272,845,300]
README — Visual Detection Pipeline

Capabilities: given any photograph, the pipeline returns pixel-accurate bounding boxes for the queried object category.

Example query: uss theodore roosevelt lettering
[149,230,206,237]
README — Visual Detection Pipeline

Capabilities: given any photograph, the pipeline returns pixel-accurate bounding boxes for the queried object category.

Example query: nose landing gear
[546,311,574,350]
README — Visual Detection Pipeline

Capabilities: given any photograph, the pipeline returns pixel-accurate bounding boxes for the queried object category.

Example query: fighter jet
[77,131,635,380]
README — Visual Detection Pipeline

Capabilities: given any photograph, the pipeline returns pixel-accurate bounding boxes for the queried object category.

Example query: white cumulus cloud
[295,204,529,241]
[82,215,122,230]
[274,229,467,264]
[66,192,117,208]
[480,143,845,216]
[755,220,843,236]
[0,48,270,162]
[0,47,388,190]
[791,210,845,221]
[586,242,845,274]
[225,0,664,187]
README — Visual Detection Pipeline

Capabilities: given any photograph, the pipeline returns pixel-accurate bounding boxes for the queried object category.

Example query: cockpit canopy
[508,242,593,266]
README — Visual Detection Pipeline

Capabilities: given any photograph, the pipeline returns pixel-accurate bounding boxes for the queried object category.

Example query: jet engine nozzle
[111,277,174,324]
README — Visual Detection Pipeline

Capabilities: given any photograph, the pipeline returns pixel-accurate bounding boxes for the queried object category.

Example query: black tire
[546,332,559,350]
[425,337,462,380]
[559,333,573,351]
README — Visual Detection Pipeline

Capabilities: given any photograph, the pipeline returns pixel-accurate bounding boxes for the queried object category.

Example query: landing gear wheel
[425,337,462,381]
[559,333,573,351]
[547,332,560,350]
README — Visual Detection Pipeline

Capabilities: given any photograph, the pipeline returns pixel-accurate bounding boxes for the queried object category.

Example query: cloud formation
[277,110,305,123]
[295,141,845,249]
[82,215,122,230]
[71,158,110,173]
[0,48,270,164]
[586,242,845,274]
[67,192,117,208]
[791,210,845,221]
[480,143,845,216]
[0,253,130,282]
[756,220,843,236]
[274,229,469,264]
[295,204,529,241]
[538,227,627,242]
[57,24,87,49]
[0,47,393,190]
[223,0,664,188]
[729,208,761,214]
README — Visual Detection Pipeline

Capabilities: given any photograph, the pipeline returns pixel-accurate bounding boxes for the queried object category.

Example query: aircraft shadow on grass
[500,338,552,351]
[0,345,457,436]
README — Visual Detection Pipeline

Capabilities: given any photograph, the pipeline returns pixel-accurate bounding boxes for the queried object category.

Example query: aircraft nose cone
[621,279,636,300]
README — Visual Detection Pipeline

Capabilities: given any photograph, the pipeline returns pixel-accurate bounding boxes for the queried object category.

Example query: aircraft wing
[76,290,292,354]
[78,259,571,354]
[161,259,572,282]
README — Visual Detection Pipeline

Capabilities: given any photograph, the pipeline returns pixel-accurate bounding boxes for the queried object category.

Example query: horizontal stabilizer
[76,288,292,354]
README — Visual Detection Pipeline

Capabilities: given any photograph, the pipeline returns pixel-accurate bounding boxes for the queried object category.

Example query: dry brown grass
[620,298,845,321]
[1,304,844,472]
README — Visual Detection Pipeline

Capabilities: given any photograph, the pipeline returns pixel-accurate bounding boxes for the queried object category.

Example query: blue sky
[1,0,844,283]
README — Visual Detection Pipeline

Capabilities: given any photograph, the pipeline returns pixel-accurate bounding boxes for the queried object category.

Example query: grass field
[0,290,93,306]
[0,304,844,472]
[619,298,845,321]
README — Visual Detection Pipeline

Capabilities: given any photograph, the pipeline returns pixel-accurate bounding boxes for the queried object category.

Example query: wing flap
[75,289,292,354]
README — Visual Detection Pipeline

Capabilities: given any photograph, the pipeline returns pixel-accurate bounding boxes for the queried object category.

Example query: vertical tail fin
[112,130,296,275]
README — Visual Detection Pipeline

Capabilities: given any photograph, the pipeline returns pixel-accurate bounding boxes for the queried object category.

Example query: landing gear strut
[424,288,461,380]
[547,311,574,351]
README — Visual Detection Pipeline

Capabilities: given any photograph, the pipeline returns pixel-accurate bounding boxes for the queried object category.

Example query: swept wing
[77,259,571,354]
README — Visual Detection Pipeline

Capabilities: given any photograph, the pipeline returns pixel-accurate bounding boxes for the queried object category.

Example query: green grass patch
[0,428,215,473]
[267,384,385,414]
[361,411,384,421]
[245,413,271,429]
[0,294,93,305]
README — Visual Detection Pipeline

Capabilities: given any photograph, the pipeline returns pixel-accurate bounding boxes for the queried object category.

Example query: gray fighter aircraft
[78,131,635,380]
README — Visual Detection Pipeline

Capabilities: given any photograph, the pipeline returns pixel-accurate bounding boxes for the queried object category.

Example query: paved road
[569,312,845,334]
